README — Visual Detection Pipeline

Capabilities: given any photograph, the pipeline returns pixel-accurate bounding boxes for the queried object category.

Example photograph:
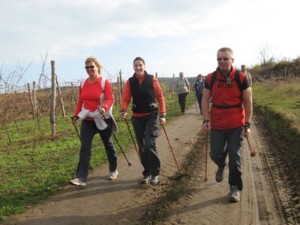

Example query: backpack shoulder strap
[234,70,242,92]
[210,71,217,90]
[101,77,106,91]
[184,78,189,87]
[99,77,107,104]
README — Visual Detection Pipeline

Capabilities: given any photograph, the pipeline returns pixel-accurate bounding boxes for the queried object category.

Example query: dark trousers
[196,93,203,114]
[76,119,117,181]
[178,92,188,113]
[209,127,243,190]
[131,113,161,177]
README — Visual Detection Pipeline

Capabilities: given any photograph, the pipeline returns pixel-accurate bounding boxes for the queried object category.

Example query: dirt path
[160,112,292,225]
[3,106,297,225]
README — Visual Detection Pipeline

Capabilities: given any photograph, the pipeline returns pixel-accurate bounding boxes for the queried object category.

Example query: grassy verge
[0,91,195,222]
[252,80,300,173]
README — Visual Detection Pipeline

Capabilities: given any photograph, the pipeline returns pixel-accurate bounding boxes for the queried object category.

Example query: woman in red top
[70,56,118,187]
[120,57,166,185]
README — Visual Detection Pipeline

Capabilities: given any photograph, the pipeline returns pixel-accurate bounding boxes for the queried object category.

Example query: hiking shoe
[229,186,240,202]
[150,176,159,185]
[141,175,151,184]
[70,178,86,187]
[108,170,118,180]
[215,166,225,182]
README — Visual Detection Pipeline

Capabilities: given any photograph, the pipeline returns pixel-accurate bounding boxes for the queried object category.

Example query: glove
[120,110,127,119]
[243,122,251,138]
[160,117,166,126]
[202,120,210,130]
[71,116,79,124]
[159,113,166,126]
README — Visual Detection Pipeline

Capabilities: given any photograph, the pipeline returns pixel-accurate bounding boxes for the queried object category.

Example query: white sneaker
[229,185,240,202]
[141,175,151,184]
[150,176,159,185]
[70,178,86,187]
[108,170,118,180]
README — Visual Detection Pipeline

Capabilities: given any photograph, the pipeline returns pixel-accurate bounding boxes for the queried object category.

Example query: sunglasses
[217,57,231,61]
[85,66,95,70]
[226,77,232,88]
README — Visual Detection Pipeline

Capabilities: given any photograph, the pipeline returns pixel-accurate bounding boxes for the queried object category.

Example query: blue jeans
[131,112,160,177]
[210,127,243,190]
[75,119,117,181]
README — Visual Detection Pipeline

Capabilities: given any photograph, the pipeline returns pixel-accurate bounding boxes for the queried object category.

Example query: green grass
[253,81,300,130]
[252,80,300,172]
[0,91,195,222]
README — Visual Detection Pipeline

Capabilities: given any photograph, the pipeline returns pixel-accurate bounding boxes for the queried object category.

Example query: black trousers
[131,112,161,177]
[75,119,117,181]
[196,93,203,114]
[178,92,188,113]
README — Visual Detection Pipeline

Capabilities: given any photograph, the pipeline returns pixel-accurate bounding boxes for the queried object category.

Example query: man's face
[217,50,234,72]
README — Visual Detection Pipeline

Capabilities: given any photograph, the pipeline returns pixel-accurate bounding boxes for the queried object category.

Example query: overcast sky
[0,0,299,85]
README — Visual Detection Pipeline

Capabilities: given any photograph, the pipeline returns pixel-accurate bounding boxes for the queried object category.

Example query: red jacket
[206,68,246,129]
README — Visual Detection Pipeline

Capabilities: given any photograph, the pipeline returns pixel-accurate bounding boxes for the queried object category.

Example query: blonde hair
[85,56,102,74]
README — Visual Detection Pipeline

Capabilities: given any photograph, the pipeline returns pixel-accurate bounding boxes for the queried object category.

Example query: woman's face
[85,61,99,77]
[133,60,145,77]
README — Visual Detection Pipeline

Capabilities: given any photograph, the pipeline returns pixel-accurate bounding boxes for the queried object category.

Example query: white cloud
[0,0,299,83]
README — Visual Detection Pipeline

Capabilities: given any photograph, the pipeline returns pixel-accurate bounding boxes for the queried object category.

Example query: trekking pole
[162,125,180,171]
[194,95,198,112]
[204,130,208,181]
[73,123,81,141]
[246,136,257,157]
[124,118,141,161]
[112,132,132,166]
[71,117,81,141]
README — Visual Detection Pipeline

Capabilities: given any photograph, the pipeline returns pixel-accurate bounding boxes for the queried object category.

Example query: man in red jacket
[202,47,253,202]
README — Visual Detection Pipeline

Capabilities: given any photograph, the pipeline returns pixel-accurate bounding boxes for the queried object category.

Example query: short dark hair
[133,57,145,65]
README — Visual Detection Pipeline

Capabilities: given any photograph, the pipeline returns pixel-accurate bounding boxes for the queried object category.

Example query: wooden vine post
[55,76,66,118]
[27,81,38,119]
[50,60,57,137]
[119,70,123,105]
[71,82,78,105]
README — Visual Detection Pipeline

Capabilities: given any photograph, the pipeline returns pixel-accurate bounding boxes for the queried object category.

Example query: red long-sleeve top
[74,77,114,120]
[121,75,166,117]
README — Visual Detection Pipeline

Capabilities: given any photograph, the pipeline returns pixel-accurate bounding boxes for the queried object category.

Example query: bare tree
[38,52,50,89]
[0,60,32,93]
[259,44,276,66]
